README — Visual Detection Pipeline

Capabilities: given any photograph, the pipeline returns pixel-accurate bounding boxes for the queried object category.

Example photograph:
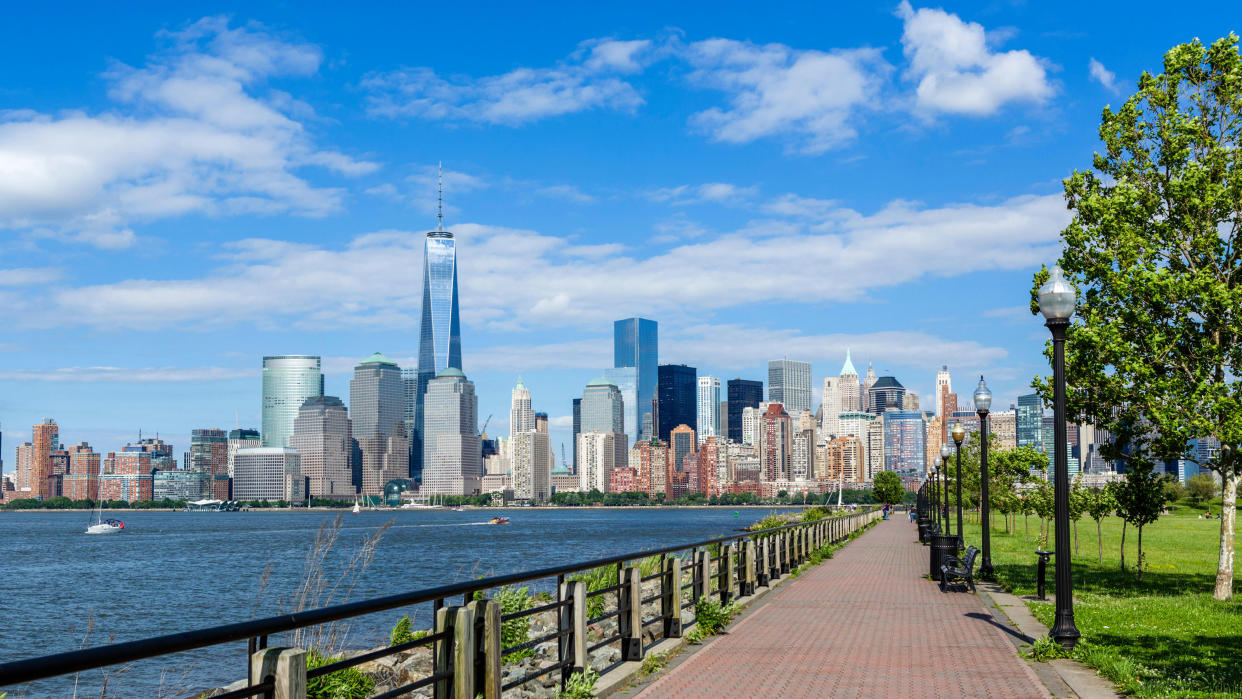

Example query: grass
[960,505,1241,697]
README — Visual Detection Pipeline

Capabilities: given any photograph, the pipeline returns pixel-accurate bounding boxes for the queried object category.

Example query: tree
[1163,479,1187,504]
[992,446,1046,533]
[1031,35,1242,600]
[1187,473,1219,505]
[1028,480,1055,548]
[1084,485,1118,564]
[1113,463,1172,581]
[872,471,904,507]
[1069,477,1089,555]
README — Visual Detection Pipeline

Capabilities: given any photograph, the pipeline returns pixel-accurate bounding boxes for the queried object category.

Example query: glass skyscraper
[883,410,926,486]
[727,378,763,443]
[603,366,638,450]
[421,368,481,496]
[413,230,463,482]
[261,356,324,448]
[614,317,657,442]
[1016,393,1043,451]
[768,359,812,414]
[657,364,697,443]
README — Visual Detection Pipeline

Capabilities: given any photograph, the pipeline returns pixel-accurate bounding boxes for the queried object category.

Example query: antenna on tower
[436,161,444,232]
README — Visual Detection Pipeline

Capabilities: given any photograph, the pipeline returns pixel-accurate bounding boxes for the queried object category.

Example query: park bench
[940,545,979,593]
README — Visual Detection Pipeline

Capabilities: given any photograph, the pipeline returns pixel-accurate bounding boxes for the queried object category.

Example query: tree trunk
[1137,524,1144,582]
[1214,471,1238,601]
[1024,513,1029,541]
[1097,518,1103,565]
[1074,519,1079,556]
[1120,519,1127,571]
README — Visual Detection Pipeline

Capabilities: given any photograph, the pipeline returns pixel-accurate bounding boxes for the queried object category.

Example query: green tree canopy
[872,471,904,506]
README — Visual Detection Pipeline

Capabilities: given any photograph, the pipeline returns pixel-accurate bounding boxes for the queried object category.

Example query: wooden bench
[940,545,979,593]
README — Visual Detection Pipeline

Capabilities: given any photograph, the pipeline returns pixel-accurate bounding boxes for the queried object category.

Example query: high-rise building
[577,431,615,493]
[838,350,860,413]
[290,396,353,498]
[351,353,409,496]
[936,365,954,441]
[630,439,669,496]
[726,378,763,443]
[657,364,697,443]
[510,379,534,436]
[768,359,812,414]
[16,441,32,491]
[189,429,228,475]
[698,436,722,495]
[759,404,791,482]
[63,442,101,501]
[614,318,658,442]
[866,418,886,481]
[603,366,639,452]
[903,392,920,411]
[512,430,551,501]
[572,398,582,472]
[31,419,58,499]
[670,424,695,472]
[828,435,865,483]
[696,376,721,445]
[837,411,876,440]
[413,219,464,485]
[990,409,1018,450]
[883,410,926,485]
[741,406,761,446]
[861,363,878,413]
[581,378,628,469]
[868,376,906,414]
[421,368,480,496]
[233,447,303,503]
[227,428,261,478]
[261,356,323,448]
[821,376,841,438]
[1017,393,1044,451]
[791,427,816,480]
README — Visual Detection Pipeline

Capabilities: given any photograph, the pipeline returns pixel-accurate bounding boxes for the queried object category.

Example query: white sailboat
[86,500,124,534]
[352,496,362,514]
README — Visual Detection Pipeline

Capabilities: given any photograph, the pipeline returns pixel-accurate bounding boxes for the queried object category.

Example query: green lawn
[958,505,1241,698]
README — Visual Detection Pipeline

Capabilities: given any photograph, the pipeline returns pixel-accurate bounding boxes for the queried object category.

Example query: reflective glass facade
[261,356,323,448]
[613,318,657,441]
[727,379,763,443]
[657,364,697,443]
[1016,393,1043,451]
[883,410,926,485]
[413,232,463,481]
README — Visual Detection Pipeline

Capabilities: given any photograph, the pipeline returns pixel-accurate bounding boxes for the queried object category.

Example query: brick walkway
[635,517,1050,698]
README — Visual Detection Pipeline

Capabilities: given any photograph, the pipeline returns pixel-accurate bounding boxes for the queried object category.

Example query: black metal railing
[0,508,880,698]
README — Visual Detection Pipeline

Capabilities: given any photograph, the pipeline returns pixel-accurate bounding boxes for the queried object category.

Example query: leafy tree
[1069,477,1089,555]
[1113,463,1172,580]
[872,471,904,507]
[1030,34,1242,600]
[1187,473,1219,505]
[1028,480,1055,548]
[1084,485,1118,564]
[991,445,1046,532]
[1163,479,1187,504]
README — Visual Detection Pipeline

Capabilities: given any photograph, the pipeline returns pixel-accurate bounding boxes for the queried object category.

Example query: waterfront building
[290,396,353,499]
[698,436,722,495]
[925,415,944,476]
[550,467,579,495]
[603,366,639,452]
[741,406,761,446]
[512,430,551,501]
[608,465,637,493]
[657,364,696,444]
[936,366,956,442]
[421,368,481,496]
[351,353,409,496]
[726,378,763,443]
[411,211,465,483]
[31,419,58,499]
[261,356,323,448]
[696,376,721,446]
[868,376,906,414]
[98,473,153,502]
[577,431,615,493]
[828,435,865,483]
[189,428,229,498]
[759,404,792,482]
[154,470,211,501]
[614,317,658,442]
[1017,393,1043,451]
[670,424,695,472]
[233,447,303,503]
[580,378,628,469]
[838,350,860,413]
[227,428,261,478]
[15,441,32,491]
[630,439,669,495]
[510,379,534,435]
[572,398,582,471]
[768,359,812,414]
[883,410,926,485]
[791,427,816,481]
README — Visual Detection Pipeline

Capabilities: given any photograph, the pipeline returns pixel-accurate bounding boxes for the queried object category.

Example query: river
[0,506,798,697]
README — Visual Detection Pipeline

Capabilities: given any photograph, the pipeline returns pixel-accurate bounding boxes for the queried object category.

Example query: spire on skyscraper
[840,348,858,377]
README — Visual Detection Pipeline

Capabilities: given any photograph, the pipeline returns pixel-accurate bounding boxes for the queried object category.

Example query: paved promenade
[635,517,1050,698]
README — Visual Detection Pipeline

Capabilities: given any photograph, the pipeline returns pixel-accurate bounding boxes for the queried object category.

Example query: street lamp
[951,422,966,548]
[1038,264,1080,651]
[974,375,994,580]
[940,443,951,534]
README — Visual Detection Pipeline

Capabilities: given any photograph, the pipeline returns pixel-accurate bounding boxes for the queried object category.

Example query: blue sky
[1,1,1237,469]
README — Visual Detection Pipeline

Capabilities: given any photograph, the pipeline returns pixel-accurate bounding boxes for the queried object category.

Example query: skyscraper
[657,364,697,443]
[227,428,261,478]
[884,410,926,485]
[510,378,534,436]
[759,404,792,482]
[696,376,721,445]
[350,353,409,496]
[868,376,906,414]
[602,366,639,451]
[572,397,582,472]
[512,430,551,501]
[290,396,353,498]
[261,356,323,448]
[768,359,812,414]
[726,378,763,443]
[1017,393,1043,451]
[190,428,229,499]
[821,375,841,438]
[577,431,615,493]
[31,419,58,499]
[421,368,481,496]
[670,424,695,472]
[233,447,303,503]
[581,377,628,469]
[614,318,657,442]
[413,214,464,484]
[838,350,860,413]
[861,363,878,413]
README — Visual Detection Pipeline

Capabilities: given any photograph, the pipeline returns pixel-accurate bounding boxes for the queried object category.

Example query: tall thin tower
[412,166,463,483]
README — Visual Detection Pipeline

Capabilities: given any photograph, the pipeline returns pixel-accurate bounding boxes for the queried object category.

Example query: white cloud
[1088,58,1120,94]
[647,182,758,205]
[896,1,1054,116]
[761,194,840,219]
[683,38,890,153]
[536,184,596,203]
[0,267,63,286]
[362,39,651,125]
[39,190,1068,331]
[0,366,254,382]
[0,17,376,249]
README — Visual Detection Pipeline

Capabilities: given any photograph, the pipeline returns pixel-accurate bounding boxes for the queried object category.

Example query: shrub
[494,585,535,662]
[1027,637,1070,663]
[638,651,668,678]
[305,650,375,699]
[557,668,598,699]
[389,615,413,646]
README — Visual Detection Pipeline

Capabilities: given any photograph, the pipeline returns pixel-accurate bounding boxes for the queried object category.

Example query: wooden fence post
[470,599,501,699]
[662,556,683,638]
[249,647,305,699]
[619,566,644,661]
[559,580,588,682]
[719,543,734,604]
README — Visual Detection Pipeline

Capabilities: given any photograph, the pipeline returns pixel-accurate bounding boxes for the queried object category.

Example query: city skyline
[1,2,1229,467]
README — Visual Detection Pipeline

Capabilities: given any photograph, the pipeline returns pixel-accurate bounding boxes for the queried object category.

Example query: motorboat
[487,516,510,525]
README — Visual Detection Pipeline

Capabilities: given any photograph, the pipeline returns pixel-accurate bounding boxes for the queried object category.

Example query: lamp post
[1038,264,1080,651]
[952,422,966,548]
[974,376,994,580]
[940,443,951,534]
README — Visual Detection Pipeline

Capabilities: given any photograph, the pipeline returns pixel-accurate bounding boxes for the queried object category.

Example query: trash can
[930,534,958,581]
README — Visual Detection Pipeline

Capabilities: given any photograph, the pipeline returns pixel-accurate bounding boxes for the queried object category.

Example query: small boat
[352,497,361,514]
[487,516,510,525]
[86,501,124,534]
